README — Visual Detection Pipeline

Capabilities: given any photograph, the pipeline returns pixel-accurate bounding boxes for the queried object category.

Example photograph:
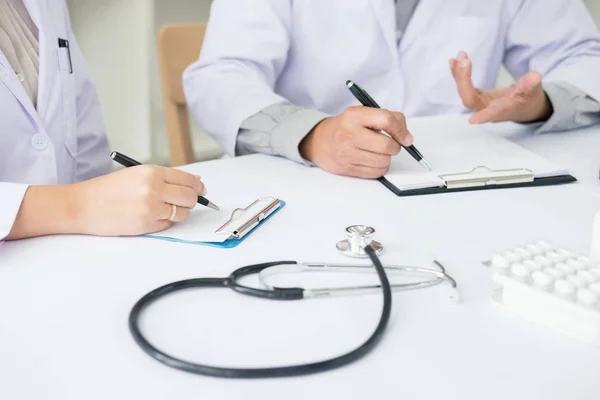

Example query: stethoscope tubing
[128,247,392,378]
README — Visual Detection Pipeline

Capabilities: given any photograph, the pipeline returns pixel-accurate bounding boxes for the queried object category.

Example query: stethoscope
[129,225,459,379]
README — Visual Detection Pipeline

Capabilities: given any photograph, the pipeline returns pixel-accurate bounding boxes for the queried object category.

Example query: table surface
[1,115,599,400]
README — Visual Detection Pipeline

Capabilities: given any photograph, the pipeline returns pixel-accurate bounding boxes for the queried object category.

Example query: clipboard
[378,166,577,197]
[144,197,285,248]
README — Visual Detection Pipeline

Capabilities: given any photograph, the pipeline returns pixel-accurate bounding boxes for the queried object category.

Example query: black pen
[346,80,432,171]
[110,151,220,211]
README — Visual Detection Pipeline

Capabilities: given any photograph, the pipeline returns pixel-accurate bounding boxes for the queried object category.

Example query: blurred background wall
[66,0,600,165]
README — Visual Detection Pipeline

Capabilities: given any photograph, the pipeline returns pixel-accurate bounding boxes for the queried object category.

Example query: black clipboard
[378,166,577,197]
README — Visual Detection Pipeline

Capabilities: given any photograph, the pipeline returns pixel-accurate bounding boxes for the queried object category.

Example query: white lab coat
[184,0,600,157]
[0,0,111,240]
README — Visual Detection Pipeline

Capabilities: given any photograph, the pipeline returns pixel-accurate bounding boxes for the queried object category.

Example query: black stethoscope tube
[129,246,391,378]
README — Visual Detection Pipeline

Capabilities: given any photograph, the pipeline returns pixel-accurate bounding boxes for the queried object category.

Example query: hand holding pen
[111,152,219,211]
[298,86,421,179]
[53,156,213,237]
[346,80,431,171]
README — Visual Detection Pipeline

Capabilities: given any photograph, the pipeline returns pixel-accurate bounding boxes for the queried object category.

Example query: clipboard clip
[215,197,281,239]
[440,166,534,189]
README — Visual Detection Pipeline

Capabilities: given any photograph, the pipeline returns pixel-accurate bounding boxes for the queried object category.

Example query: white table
[1,115,599,400]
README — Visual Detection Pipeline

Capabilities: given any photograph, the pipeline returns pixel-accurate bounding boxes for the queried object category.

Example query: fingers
[156,201,191,223]
[469,97,515,124]
[161,184,199,208]
[470,71,547,125]
[309,106,414,179]
[345,164,389,179]
[389,111,413,146]
[353,128,401,156]
[449,51,486,111]
[343,106,413,146]
[513,71,543,97]
[159,166,206,195]
[347,148,392,169]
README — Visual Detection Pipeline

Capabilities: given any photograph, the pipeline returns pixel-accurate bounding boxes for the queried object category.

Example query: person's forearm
[7,185,78,240]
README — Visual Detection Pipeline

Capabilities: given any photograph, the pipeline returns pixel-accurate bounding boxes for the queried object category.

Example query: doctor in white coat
[185,0,600,178]
[0,0,205,241]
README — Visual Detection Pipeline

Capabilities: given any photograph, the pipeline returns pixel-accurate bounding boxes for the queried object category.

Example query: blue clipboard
[143,199,286,248]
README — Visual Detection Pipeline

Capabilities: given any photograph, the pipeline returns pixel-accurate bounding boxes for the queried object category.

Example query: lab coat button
[31,134,49,151]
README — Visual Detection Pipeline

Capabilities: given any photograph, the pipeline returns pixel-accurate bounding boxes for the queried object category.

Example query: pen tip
[346,80,354,88]
[110,151,116,159]
[208,202,220,211]
[420,159,433,171]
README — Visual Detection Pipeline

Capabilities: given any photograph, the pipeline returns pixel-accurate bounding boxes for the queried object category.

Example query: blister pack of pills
[486,241,600,346]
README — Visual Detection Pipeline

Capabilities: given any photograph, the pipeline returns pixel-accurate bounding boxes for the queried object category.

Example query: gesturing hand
[449,51,553,125]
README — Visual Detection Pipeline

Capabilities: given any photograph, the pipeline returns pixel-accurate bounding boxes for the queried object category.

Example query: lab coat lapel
[370,0,399,65]
[399,0,446,53]
[0,50,40,126]
[23,0,53,122]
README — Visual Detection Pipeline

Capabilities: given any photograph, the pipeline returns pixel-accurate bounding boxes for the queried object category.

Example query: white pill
[577,289,598,307]
[537,240,554,251]
[491,255,510,270]
[545,251,562,264]
[524,259,542,271]
[578,256,591,265]
[532,271,553,289]
[555,262,575,276]
[556,248,574,260]
[567,275,587,289]
[514,247,532,260]
[577,258,591,269]
[578,270,596,284]
[502,250,522,264]
[554,280,575,296]
[567,259,586,271]
[511,263,530,278]
[544,267,565,280]
[590,283,600,295]
[533,255,552,268]
[526,244,544,256]
[587,268,600,281]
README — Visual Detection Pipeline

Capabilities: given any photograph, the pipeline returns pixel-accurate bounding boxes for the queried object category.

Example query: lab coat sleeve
[503,0,600,104]
[183,0,293,156]
[237,102,330,165]
[62,4,113,182]
[0,183,29,241]
[538,81,600,132]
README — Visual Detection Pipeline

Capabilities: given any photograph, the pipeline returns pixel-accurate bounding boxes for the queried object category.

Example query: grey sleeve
[537,81,600,133]
[236,102,330,165]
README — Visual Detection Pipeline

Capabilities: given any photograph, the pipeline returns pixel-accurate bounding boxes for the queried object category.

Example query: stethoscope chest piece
[337,225,383,258]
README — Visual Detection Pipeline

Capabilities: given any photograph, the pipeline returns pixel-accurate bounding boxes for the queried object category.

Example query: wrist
[67,181,94,235]
[299,117,331,163]
[62,183,83,234]
[531,91,554,123]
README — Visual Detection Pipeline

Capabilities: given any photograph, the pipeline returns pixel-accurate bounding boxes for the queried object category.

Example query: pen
[346,80,432,171]
[58,38,73,74]
[110,151,220,211]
